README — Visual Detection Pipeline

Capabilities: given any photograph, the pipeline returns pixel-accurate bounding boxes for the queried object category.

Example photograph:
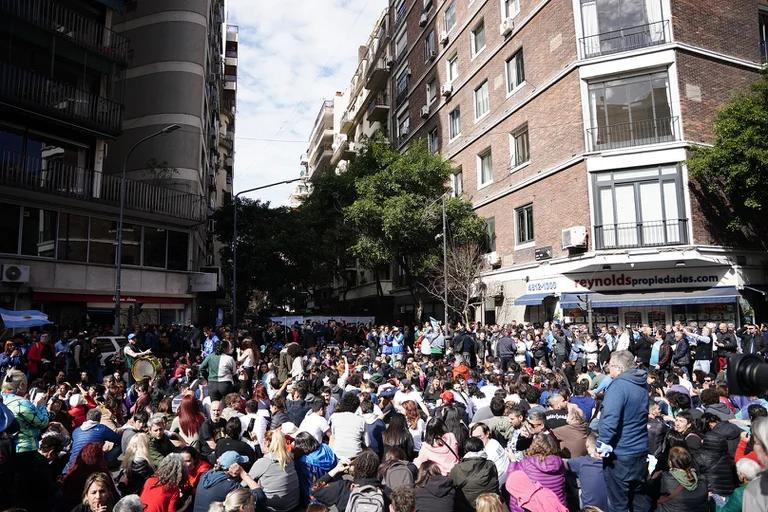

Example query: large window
[477,149,493,187]
[447,53,459,82]
[167,231,189,271]
[121,223,141,266]
[474,80,490,119]
[485,217,497,252]
[449,107,461,139]
[594,165,687,249]
[588,71,674,150]
[506,49,525,93]
[58,213,88,262]
[427,127,439,153]
[510,125,530,168]
[471,20,486,57]
[425,31,437,61]
[89,218,115,265]
[444,2,456,32]
[21,208,56,258]
[451,170,464,197]
[426,79,437,105]
[0,204,20,254]
[516,204,534,244]
[503,0,520,18]
[396,69,410,105]
[143,227,167,268]
[580,0,666,57]
[395,29,408,59]
[397,110,410,141]
[761,11,768,62]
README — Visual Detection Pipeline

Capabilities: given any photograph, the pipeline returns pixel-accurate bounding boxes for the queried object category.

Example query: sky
[226,0,388,206]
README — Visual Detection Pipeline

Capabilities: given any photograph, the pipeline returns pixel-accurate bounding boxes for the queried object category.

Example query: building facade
[0,0,232,327]
[388,0,768,327]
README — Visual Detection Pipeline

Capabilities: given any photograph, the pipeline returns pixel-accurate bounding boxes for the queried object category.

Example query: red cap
[440,390,454,402]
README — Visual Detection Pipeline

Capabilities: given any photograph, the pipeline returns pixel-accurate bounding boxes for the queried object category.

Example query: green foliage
[688,71,768,243]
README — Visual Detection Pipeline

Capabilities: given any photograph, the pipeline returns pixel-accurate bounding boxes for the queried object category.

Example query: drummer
[124,333,152,383]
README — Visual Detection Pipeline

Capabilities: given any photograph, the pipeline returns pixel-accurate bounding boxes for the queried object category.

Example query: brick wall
[672,0,764,62]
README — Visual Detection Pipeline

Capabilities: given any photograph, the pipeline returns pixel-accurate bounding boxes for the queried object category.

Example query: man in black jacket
[715,322,738,371]
[671,330,691,375]
[496,330,516,372]
[631,326,653,367]
[737,323,765,356]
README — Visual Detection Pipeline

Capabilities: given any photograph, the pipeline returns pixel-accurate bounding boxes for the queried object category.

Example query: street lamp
[113,124,180,334]
[231,178,304,329]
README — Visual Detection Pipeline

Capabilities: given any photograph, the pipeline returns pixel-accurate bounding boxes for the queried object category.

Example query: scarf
[670,469,698,491]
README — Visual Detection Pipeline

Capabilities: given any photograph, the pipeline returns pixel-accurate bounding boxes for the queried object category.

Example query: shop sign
[525,266,733,294]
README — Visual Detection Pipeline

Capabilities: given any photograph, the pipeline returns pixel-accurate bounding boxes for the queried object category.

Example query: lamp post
[442,194,448,329]
[113,124,180,334]
[231,178,304,329]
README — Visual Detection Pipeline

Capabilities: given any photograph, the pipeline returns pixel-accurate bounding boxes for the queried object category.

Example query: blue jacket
[193,470,240,512]
[597,368,649,457]
[63,420,121,473]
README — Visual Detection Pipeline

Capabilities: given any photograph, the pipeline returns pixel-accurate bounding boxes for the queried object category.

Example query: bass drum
[132,356,162,381]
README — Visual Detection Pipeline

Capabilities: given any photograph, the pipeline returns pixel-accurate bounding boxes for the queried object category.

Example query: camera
[727,354,768,396]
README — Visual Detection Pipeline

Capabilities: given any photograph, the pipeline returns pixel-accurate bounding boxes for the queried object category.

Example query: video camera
[727,354,768,396]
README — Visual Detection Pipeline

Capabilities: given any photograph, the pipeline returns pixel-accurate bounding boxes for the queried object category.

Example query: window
[451,170,464,197]
[89,218,116,264]
[594,165,686,249]
[143,227,167,268]
[474,80,490,119]
[396,69,410,105]
[580,0,666,57]
[447,53,459,82]
[444,2,456,32]
[477,149,493,187]
[760,11,768,62]
[397,111,410,141]
[510,125,530,168]
[485,217,497,252]
[21,208,57,258]
[426,79,437,105]
[516,204,534,244]
[120,223,141,266]
[449,107,461,139]
[502,0,520,18]
[395,29,408,59]
[58,213,88,262]
[0,204,20,254]
[506,49,525,92]
[396,0,407,22]
[427,127,439,153]
[167,230,189,271]
[471,20,486,57]
[425,31,437,61]
[588,71,674,150]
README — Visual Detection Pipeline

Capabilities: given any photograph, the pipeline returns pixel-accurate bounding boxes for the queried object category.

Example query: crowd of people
[0,317,767,512]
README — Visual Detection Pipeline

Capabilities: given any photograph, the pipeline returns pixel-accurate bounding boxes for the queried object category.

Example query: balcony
[581,20,669,59]
[0,150,207,222]
[366,93,389,123]
[366,57,390,92]
[594,219,689,250]
[587,116,678,151]
[0,0,129,63]
[0,62,122,134]
[340,109,355,135]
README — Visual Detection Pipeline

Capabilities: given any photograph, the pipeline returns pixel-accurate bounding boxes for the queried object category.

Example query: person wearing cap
[193,450,257,512]
[123,334,151,383]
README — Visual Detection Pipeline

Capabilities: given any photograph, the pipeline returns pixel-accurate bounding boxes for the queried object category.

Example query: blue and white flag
[429,316,441,332]
[0,308,52,328]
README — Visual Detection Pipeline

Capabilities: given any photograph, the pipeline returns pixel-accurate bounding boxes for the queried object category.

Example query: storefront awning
[33,292,193,304]
[560,286,740,309]
[513,293,555,306]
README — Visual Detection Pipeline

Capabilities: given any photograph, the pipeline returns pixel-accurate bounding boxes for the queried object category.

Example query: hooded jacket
[505,470,569,512]
[414,475,455,512]
[698,421,741,495]
[296,443,337,501]
[703,403,735,421]
[1,391,48,452]
[192,469,240,512]
[597,368,649,457]
[63,420,121,473]
[507,455,566,505]
[414,433,459,476]
[450,452,499,512]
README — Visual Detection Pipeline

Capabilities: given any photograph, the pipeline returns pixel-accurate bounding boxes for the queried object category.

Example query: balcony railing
[0,0,129,62]
[595,219,688,250]
[587,116,678,151]
[0,62,122,134]
[581,20,669,59]
[0,150,207,221]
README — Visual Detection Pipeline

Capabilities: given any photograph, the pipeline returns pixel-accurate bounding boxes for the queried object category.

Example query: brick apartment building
[386,0,768,327]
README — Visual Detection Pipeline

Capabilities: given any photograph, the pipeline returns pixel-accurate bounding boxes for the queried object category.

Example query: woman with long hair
[474,494,503,512]
[180,446,211,496]
[439,403,469,456]
[414,460,454,512]
[382,412,415,459]
[119,433,155,495]
[403,400,426,452]
[170,394,206,449]
[70,472,118,512]
[505,433,566,507]
[207,488,254,512]
[139,453,189,512]
[292,431,337,503]
[657,446,708,511]
[378,446,415,495]
[60,443,118,512]
[247,429,300,512]
[414,418,459,476]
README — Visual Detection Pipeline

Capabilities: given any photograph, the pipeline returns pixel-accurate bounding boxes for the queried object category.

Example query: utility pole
[442,194,448,329]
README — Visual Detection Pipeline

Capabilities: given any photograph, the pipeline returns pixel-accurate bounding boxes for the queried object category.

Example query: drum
[132,355,162,381]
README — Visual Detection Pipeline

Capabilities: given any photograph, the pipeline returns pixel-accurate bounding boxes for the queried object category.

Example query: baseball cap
[217,450,249,468]
[440,390,454,402]
[127,333,136,340]
[280,422,298,436]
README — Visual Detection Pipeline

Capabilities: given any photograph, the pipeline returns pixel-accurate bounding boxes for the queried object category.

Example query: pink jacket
[505,470,569,512]
[414,433,459,475]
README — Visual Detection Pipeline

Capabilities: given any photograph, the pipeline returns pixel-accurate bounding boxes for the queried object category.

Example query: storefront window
[0,204,20,254]
[624,311,641,328]
[648,310,666,327]
[58,213,88,262]
[21,207,57,258]
[143,227,167,268]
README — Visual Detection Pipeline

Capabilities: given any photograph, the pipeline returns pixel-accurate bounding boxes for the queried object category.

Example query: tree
[423,241,488,325]
[688,71,768,248]
[345,135,486,321]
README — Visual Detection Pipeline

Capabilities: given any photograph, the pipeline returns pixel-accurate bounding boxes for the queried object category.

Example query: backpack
[345,484,385,512]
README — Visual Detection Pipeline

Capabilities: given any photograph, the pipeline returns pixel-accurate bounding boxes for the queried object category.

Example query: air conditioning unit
[562,226,588,249]
[439,31,449,45]
[2,264,29,283]
[419,13,428,27]
[500,17,515,36]
[399,126,410,139]
[441,82,453,97]
[423,0,433,10]
[428,49,437,61]
[420,105,430,118]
